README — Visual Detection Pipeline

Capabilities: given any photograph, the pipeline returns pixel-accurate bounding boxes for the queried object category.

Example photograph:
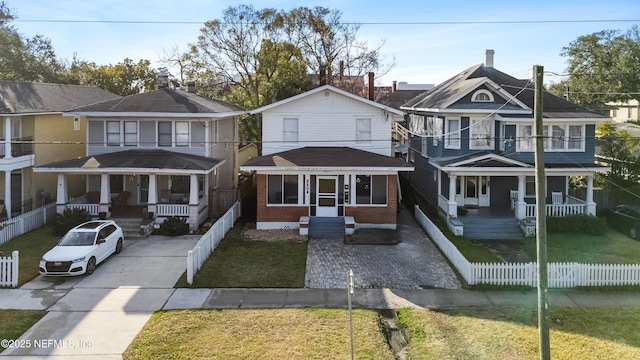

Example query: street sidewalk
[3,287,640,312]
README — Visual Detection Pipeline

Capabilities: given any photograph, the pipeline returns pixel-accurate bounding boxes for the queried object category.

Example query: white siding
[261,90,393,156]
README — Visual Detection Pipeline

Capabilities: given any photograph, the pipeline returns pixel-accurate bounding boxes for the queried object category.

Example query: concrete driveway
[2,235,200,358]
[305,208,462,290]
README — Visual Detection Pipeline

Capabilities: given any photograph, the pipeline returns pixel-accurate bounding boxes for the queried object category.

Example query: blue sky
[7,0,640,86]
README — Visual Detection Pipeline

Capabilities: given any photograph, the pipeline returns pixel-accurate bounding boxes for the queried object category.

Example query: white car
[39,220,124,276]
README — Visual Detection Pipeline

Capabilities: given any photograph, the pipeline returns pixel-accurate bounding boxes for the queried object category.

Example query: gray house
[398,50,610,237]
[34,80,244,231]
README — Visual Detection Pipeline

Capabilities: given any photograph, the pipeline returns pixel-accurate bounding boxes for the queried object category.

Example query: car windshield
[58,232,97,246]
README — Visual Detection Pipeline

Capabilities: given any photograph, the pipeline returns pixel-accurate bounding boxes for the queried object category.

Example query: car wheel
[86,257,97,275]
[115,238,123,254]
[631,228,637,240]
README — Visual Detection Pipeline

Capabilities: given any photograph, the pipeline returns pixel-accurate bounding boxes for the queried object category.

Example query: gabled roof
[241,147,414,171]
[401,64,606,119]
[435,152,532,168]
[0,80,120,114]
[249,85,404,116]
[375,89,427,110]
[34,149,223,174]
[68,88,245,118]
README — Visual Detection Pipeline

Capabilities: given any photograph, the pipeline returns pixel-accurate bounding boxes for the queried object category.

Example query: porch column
[99,174,111,216]
[4,171,11,218]
[517,175,526,219]
[148,175,157,204]
[448,174,457,218]
[55,173,67,215]
[586,175,596,215]
[4,117,11,159]
[189,174,199,205]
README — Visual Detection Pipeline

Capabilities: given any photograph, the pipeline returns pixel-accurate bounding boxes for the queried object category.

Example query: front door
[139,175,149,205]
[316,176,338,217]
[464,176,479,206]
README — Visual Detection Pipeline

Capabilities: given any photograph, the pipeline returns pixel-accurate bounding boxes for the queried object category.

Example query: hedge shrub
[158,216,189,236]
[546,214,607,235]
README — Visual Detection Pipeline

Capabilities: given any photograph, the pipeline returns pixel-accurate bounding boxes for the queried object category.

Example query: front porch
[59,173,209,231]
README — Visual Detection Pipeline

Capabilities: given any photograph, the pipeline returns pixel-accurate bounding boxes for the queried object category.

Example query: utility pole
[533,65,550,360]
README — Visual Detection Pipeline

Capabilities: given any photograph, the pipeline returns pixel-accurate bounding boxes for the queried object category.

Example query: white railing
[67,203,100,215]
[156,204,190,217]
[0,203,56,246]
[525,203,586,217]
[437,194,449,213]
[415,205,640,288]
[392,122,409,141]
[565,195,584,205]
[0,251,19,287]
[186,201,241,285]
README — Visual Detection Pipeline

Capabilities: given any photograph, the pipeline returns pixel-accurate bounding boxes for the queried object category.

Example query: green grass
[124,309,393,360]
[175,222,307,288]
[523,228,640,263]
[398,306,640,360]
[0,225,59,286]
[0,310,46,353]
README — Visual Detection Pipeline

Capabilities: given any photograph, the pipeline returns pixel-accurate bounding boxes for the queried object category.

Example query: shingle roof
[72,88,244,114]
[0,80,121,114]
[401,64,605,118]
[242,147,414,169]
[35,149,223,172]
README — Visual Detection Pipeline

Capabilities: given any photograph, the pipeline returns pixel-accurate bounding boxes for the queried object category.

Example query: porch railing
[524,202,587,217]
[156,204,189,217]
[67,196,100,215]
[438,194,448,214]
[0,137,34,158]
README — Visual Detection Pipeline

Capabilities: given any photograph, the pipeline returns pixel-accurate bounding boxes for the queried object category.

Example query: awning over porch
[33,149,225,174]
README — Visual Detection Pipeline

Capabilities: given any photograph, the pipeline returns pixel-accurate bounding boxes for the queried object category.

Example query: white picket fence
[186,201,241,285]
[0,251,19,287]
[0,203,57,246]
[415,205,640,288]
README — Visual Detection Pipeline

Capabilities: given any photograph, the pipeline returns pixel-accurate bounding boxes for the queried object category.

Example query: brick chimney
[392,81,397,93]
[368,72,374,100]
[484,49,495,68]
[158,68,169,89]
[319,66,327,86]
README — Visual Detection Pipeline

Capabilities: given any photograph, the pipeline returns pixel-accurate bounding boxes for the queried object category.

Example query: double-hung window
[158,122,172,147]
[356,118,371,144]
[124,121,137,146]
[518,124,584,152]
[175,121,189,147]
[283,118,298,143]
[106,121,120,146]
[470,118,493,149]
[445,118,461,149]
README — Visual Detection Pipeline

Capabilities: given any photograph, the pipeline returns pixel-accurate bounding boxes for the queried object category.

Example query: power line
[12,18,640,26]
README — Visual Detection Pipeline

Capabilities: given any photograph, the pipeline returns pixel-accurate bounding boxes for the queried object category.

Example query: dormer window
[472,90,494,102]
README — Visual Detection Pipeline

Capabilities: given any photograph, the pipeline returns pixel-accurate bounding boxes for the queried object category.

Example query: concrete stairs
[111,217,147,240]
[459,216,523,240]
[309,217,345,239]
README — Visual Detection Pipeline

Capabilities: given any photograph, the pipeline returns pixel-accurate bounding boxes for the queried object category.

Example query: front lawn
[398,306,640,359]
[0,310,46,353]
[175,222,307,288]
[124,309,393,359]
[124,307,640,359]
[523,228,640,263]
[0,225,59,286]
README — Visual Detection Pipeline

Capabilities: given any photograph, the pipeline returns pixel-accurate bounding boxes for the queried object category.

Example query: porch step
[460,217,523,240]
[309,217,345,239]
[111,217,147,240]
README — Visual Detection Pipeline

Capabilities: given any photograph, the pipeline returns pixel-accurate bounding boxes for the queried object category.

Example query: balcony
[0,137,34,158]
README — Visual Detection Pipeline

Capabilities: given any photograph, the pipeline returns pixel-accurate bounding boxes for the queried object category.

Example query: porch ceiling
[33,149,224,174]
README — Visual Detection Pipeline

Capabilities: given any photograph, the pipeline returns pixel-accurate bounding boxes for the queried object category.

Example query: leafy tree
[175,5,394,142]
[548,26,640,105]
[596,121,640,188]
[0,1,67,82]
[67,57,157,96]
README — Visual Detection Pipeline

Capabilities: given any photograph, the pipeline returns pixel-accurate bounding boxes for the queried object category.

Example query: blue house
[398,50,610,237]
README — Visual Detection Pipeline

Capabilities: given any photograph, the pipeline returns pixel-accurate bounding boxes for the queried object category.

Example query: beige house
[608,100,640,122]
[0,81,120,218]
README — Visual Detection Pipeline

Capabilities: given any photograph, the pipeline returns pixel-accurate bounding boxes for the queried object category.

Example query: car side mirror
[97,238,106,244]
